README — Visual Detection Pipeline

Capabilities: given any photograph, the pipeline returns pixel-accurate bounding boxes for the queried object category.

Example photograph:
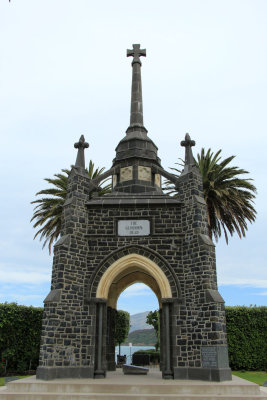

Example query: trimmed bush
[133,349,160,364]
[133,307,267,371]
[225,306,267,371]
[0,303,43,373]
[0,303,266,373]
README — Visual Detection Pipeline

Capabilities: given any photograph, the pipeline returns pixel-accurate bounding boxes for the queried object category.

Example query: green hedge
[133,349,160,364]
[0,303,266,373]
[132,307,267,371]
[225,306,267,371]
[0,303,43,373]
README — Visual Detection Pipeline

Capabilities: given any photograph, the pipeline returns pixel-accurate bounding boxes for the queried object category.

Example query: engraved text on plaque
[118,220,150,236]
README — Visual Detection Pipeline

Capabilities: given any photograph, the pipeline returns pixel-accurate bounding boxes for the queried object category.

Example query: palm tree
[166,148,257,243]
[31,161,111,253]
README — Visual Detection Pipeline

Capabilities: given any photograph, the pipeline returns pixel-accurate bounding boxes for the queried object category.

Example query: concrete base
[1,369,267,399]
[123,364,148,375]
[173,367,232,382]
[36,366,94,380]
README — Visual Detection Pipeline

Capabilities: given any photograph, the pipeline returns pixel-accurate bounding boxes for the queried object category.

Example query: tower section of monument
[37,44,232,382]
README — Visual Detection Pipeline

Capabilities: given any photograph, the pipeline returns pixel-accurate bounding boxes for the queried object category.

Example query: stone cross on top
[126,44,146,130]
[127,44,146,65]
[74,135,89,169]
[181,133,196,173]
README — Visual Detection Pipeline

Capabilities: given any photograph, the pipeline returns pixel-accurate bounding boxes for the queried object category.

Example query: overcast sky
[0,0,266,314]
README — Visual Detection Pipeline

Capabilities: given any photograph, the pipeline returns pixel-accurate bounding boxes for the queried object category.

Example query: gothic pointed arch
[85,244,181,303]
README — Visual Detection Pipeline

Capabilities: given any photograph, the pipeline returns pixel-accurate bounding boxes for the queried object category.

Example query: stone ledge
[54,234,70,249]
[194,195,206,205]
[198,233,215,247]
[63,198,74,207]
[205,289,225,303]
[43,289,61,304]
[86,198,182,207]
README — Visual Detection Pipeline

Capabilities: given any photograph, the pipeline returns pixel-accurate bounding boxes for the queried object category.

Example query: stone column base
[94,369,106,379]
[107,361,116,371]
[173,367,232,382]
[162,369,174,379]
[36,366,94,380]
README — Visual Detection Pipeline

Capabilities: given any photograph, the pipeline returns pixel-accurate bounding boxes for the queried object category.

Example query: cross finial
[127,44,146,65]
[74,135,89,168]
[181,133,196,171]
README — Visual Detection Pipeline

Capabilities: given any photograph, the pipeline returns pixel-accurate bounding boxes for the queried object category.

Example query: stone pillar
[162,299,173,379]
[94,300,106,378]
[159,309,163,372]
[106,307,116,371]
[173,155,232,381]
[37,166,94,380]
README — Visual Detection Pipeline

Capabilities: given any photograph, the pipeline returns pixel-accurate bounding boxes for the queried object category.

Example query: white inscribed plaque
[118,220,150,236]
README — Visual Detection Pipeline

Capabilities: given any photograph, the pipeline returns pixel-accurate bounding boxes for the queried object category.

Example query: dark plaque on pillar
[201,346,230,368]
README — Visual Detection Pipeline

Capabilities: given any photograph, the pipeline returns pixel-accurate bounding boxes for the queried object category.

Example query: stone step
[1,374,266,400]
[5,382,261,395]
[0,391,267,400]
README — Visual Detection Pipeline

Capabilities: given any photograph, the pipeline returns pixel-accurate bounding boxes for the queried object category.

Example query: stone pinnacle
[74,135,89,169]
[181,133,196,173]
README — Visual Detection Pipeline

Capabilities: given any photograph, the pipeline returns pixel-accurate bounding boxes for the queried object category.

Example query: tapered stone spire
[112,45,162,193]
[126,44,147,133]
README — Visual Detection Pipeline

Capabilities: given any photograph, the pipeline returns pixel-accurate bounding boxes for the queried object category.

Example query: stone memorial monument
[36,44,232,382]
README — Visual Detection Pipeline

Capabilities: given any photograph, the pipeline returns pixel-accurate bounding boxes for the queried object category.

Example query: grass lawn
[0,376,30,387]
[232,371,267,386]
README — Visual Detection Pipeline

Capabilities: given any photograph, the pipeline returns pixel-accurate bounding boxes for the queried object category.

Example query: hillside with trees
[123,329,157,346]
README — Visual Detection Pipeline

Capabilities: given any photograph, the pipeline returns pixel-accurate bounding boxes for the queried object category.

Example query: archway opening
[116,282,160,366]
[95,253,172,375]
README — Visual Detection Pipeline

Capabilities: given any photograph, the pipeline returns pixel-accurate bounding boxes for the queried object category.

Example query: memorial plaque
[118,220,150,236]
[201,346,218,368]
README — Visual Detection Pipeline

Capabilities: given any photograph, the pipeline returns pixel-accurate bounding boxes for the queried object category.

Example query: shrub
[225,306,267,370]
[0,303,43,373]
[0,303,266,373]
[132,349,160,364]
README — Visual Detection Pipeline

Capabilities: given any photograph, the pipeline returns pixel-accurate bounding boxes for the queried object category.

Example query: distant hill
[124,311,157,346]
[123,329,157,346]
[129,311,151,332]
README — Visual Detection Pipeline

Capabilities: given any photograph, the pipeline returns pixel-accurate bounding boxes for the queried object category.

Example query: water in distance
[115,345,155,364]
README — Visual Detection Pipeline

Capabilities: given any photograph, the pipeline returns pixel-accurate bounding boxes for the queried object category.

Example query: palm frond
[31,161,111,253]
[166,147,257,243]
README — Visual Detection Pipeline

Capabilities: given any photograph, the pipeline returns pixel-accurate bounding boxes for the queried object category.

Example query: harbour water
[115,345,155,364]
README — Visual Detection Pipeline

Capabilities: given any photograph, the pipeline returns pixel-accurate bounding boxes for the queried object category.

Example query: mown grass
[0,376,30,387]
[232,371,267,386]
